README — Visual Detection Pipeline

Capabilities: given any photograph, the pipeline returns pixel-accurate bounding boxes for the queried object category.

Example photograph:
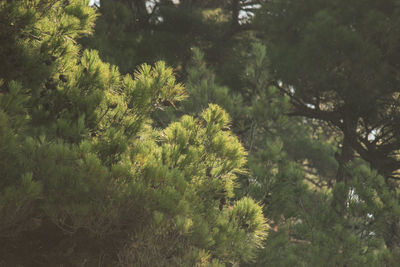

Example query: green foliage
[155,37,352,266]
[3,0,400,265]
[183,48,243,117]
[0,1,267,265]
[175,33,398,267]
[256,0,400,179]
[215,197,267,263]
[251,0,400,264]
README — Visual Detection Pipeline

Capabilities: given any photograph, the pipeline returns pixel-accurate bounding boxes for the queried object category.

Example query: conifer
[0,1,267,265]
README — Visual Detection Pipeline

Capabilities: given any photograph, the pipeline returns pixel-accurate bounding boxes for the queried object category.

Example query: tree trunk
[332,116,356,214]
[231,0,240,29]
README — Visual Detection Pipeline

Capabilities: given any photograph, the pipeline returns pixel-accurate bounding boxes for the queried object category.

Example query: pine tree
[180,39,400,266]
[255,0,400,263]
[54,0,400,264]
[81,0,259,83]
[159,39,363,266]
[0,1,267,265]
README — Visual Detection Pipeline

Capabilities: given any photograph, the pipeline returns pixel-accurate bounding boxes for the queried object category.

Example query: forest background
[1,0,400,266]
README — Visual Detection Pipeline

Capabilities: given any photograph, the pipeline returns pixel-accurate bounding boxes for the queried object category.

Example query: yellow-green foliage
[0,1,267,265]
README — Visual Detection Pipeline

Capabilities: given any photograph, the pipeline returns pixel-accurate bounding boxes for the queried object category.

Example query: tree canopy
[0,1,267,265]
[1,0,400,266]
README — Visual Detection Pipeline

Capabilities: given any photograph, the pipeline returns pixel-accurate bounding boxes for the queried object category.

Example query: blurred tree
[257,0,400,184]
[255,0,400,261]
[81,0,261,91]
